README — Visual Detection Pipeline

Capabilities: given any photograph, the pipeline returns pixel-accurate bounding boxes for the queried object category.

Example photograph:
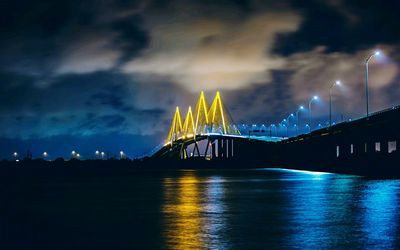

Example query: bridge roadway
[152,105,400,177]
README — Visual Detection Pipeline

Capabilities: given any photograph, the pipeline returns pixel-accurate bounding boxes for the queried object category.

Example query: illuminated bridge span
[156,91,276,160]
[152,92,400,177]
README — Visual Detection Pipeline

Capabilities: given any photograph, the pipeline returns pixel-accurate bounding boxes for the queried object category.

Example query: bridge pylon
[208,91,240,135]
[194,91,209,135]
[166,106,183,143]
[182,106,195,138]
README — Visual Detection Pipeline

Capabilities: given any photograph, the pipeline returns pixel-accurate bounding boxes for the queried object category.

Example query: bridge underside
[153,134,274,164]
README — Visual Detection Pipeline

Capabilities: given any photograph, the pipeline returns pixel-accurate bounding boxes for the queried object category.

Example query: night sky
[1,0,400,159]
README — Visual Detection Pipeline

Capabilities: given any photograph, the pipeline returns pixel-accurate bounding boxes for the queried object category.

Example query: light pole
[270,124,276,137]
[101,151,105,160]
[365,51,380,117]
[329,81,341,127]
[305,124,310,133]
[95,150,100,159]
[43,152,48,160]
[71,150,76,159]
[281,119,288,137]
[13,152,18,161]
[284,113,294,137]
[308,96,318,130]
[120,151,124,159]
[296,106,304,135]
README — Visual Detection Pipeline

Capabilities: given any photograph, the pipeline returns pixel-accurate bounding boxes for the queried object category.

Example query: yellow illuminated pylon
[208,91,240,135]
[194,91,209,135]
[208,91,227,134]
[182,106,195,138]
[166,106,183,143]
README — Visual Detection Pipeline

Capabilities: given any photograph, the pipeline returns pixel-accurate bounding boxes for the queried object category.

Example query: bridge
[151,91,400,177]
[154,91,281,160]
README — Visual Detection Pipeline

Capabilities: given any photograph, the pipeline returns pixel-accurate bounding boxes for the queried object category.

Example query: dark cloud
[274,0,400,55]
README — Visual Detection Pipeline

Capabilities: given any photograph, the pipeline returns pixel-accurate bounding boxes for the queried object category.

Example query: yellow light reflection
[163,173,204,249]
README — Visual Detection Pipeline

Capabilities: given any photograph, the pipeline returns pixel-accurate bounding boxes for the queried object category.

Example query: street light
[308,96,318,130]
[101,151,105,160]
[270,124,276,136]
[305,124,310,133]
[43,152,48,159]
[365,50,380,117]
[120,151,124,159]
[296,106,304,135]
[329,80,341,127]
[13,152,18,161]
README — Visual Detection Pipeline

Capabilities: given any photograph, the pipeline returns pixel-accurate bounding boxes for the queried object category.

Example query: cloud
[55,33,122,75]
[285,46,399,116]
[122,11,301,91]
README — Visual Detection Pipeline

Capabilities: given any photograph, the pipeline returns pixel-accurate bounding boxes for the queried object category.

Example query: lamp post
[270,124,276,137]
[43,152,48,160]
[308,96,318,130]
[285,113,294,137]
[329,81,341,127]
[13,152,18,161]
[296,106,304,135]
[365,51,380,117]
[120,151,124,159]
[305,124,310,133]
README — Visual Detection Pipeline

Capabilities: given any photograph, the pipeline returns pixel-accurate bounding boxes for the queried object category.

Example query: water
[2,168,400,249]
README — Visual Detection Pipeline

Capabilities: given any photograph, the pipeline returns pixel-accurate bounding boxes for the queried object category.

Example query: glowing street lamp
[43,152,48,159]
[270,124,276,136]
[329,81,341,127]
[76,153,80,159]
[308,96,318,130]
[365,50,380,117]
[13,152,18,160]
[296,106,305,135]
[284,113,294,137]
[120,151,124,159]
[305,124,310,133]
[101,151,105,160]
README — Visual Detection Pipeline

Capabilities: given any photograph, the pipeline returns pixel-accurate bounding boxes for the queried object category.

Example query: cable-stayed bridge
[152,91,400,177]
[154,91,282,160]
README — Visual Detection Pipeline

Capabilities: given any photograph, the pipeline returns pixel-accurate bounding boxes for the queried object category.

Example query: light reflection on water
[361,180,400,249]
[161,169,400,249]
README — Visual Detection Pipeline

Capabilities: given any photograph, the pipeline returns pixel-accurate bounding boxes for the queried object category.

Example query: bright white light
[299,106,304,109]
[95,150,99,155]
[120,151,124,155]
[71,151,76,155]
[336,80,341,85]
[313,96,318,100]
[43,152,48,157]
[76,153,80,158]
[290,113,294,116]
[13,152,18,157]
[375,51,380,56]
